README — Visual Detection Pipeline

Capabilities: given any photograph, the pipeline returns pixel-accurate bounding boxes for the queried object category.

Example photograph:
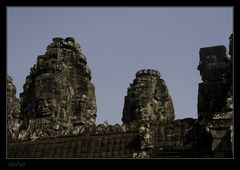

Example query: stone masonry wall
[8,132,137,158]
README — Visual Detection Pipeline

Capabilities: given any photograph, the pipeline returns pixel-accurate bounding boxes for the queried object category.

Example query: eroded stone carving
[122,69,175,156]
[122,69,175,124]
[197,35,233,157]
[197,45,232,121]
[17,37,97,140]
[7,75,21,140]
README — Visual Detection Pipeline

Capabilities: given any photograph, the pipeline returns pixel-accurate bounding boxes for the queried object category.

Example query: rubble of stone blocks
[18,37,97,138]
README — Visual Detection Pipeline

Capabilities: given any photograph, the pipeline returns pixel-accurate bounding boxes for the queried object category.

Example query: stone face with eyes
[20,37,97,128]
[122,69,175,125]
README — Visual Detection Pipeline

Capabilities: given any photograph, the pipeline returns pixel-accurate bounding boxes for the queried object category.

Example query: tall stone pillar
[122,69,175,157]
[197,37,233,157]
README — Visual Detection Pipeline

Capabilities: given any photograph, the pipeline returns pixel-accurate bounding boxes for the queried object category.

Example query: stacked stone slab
[7,75,21,140]
[197,35,233,157]
[17,37,97,140]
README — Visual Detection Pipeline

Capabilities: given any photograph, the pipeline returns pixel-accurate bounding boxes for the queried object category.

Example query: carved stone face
[135,102,155,122]
[36,97,60,117]
[36,98,50,117]
[34,74,60,117]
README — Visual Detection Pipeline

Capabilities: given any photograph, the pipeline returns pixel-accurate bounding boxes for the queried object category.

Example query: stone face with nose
[36,99,50,117]
[122,69,175,124]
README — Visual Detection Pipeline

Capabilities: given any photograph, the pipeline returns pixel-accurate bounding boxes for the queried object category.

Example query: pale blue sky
[7,7,233,124]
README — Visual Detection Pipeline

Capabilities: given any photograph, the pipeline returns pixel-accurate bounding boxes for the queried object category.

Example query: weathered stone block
[210,129,228,139]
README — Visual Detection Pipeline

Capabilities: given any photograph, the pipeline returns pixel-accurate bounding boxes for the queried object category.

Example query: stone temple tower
[19,37,97,133]
[7,75,21,140]
[122,69,175,154]
[122,69,175,125]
